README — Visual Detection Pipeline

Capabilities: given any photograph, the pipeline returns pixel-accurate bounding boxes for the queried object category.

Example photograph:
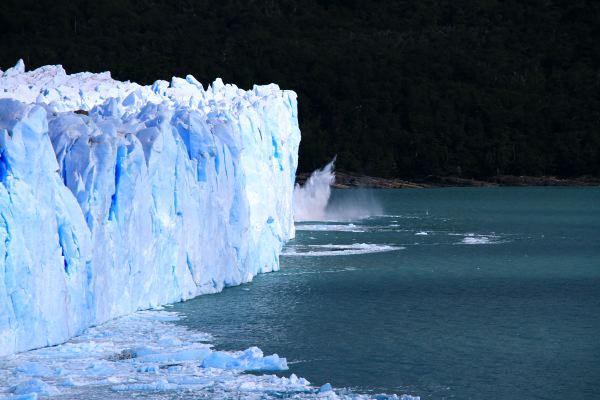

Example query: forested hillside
[1,0,599,178]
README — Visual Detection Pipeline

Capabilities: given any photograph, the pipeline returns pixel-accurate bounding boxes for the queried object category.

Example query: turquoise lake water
[173,187,600,399]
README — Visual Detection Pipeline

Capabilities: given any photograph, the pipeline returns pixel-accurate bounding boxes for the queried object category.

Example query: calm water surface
[173,187,600,399]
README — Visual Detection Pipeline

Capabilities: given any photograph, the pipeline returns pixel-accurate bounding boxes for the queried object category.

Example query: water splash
[293,158,336,221]
[293,158,382,221]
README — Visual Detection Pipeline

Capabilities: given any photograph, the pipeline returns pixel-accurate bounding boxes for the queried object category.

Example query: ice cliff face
[0,61,300,356]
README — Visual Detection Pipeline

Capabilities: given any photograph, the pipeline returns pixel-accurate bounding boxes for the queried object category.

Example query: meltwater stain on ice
[293,158,382,221]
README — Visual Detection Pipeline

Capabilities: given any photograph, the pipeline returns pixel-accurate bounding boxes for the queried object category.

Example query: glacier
[0,60,300,356]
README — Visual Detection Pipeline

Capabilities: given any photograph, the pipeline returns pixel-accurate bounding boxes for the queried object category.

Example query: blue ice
[0,61,300,356]
[201,347,288,371]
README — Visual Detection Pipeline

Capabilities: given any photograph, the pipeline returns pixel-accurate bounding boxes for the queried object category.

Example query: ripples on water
[174,187,600,400]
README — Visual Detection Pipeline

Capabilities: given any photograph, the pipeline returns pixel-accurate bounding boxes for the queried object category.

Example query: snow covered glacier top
[1,59,292,115]
[0,61,300,356]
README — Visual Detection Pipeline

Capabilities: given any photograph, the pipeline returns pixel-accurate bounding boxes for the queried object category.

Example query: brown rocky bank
[295,171,600,189]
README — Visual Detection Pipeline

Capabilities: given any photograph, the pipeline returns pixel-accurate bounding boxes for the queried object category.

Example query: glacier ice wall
[0,61,300,356]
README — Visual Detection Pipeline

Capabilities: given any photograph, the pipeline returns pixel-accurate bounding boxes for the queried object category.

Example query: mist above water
[293,158,382,222]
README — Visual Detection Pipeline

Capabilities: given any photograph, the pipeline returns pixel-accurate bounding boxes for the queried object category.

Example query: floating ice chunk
[13,363,54,377]
[319,382,333,392]
[288,373,307,385]
[317,382,339,398]
[137,364,160,373]
[57,377,81,387]
[112,379,179,392]
[201,347,288,371]
[84,362,117,376]
[10,379,60,397]
[1,394,38,400]
[133,347,211,363]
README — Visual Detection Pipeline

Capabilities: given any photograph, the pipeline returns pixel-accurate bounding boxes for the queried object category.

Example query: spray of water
[293,158,383,221]
[293,158,336,221]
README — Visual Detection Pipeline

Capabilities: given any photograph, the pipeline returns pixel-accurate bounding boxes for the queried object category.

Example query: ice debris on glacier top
[0,59,286,114]
[0,60,300,356]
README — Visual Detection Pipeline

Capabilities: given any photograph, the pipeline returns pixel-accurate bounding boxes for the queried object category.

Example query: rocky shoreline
[295,171,600,189]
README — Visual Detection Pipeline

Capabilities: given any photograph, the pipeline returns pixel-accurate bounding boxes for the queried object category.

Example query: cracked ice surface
[0,311,417,400]
[0,61,300,356]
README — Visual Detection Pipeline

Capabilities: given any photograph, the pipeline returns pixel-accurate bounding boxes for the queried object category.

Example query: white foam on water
[296,223,366,232]
[295,223,411,234]
[458,233,507,245]
[0,311,415,400]
[415,231,429,236]
[283,243,404,257]
[279,267,359,276]
[461,236,491,244]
